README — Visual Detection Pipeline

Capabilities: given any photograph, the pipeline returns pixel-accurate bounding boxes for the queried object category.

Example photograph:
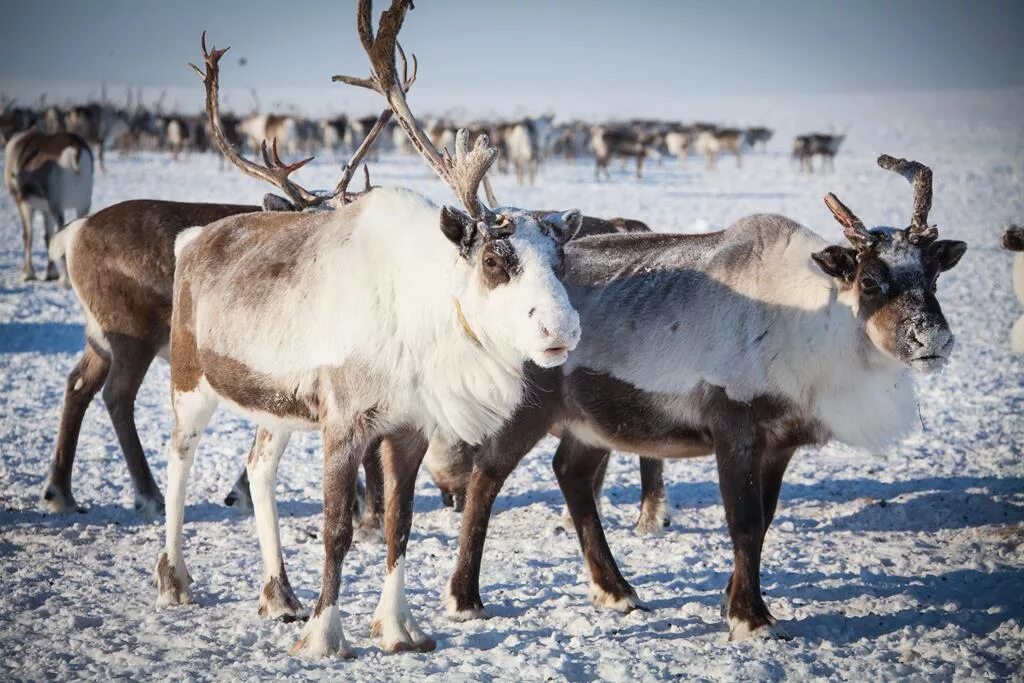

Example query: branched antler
[877,154,937,243]
[823,192,874,249]
[351,0,498,223]
[190,32,322,208]
[331,41,417,201]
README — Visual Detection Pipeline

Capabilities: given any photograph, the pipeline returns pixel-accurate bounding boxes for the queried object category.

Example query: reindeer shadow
[0,321,85,354]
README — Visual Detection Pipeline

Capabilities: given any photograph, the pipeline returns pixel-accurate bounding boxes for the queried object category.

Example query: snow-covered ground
[1,90,1023,681]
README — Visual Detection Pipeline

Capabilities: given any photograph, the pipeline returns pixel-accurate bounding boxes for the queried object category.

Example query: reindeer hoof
[224,485,253,513]
[371,617,436,654]
[154,553,193,607]
[634,514,669,536]
[354,517,384,544]
[259,576,307,622]
[443,581,488,620]
[589,582,648,613]
[20,270,37,282]
[291,608,354,659]
[728,617,791,641]
[134,493,164,517]
[41,482,85,514]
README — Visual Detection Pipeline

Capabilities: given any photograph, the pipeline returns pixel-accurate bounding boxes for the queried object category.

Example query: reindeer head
[812,155,967,372]
[441,201,582,367]
[346,0,581,367]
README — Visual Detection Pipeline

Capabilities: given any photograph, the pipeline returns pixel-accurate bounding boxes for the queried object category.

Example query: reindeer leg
[561,450,607,528]
[371,428,434,652]
[249,427,304,621]
[554,434,644,612]
[635,456,671,536]
[713,414,784,641]
[42,204,62,281]
[42,343,110,513]
[446,391,554,619]
[102,336,162,514]
[155,383,217,607]
[291,421,366,659]
[17,201,36,281]
[355,439,385,543]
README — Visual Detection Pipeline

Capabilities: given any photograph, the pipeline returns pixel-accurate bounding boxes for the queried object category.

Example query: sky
[1,0,1023,118]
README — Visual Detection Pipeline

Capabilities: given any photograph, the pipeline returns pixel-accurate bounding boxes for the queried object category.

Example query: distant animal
[506,118,539,186]
[3,130,93,281]
[63,104,130,173]
[237,113,299,158]
[745,126,773,149]
[1002,225,1024,352]
[695,127,744,170]
[591,125,649,180]
[793,133,844,172]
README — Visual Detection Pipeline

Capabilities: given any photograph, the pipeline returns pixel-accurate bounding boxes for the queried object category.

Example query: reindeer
[42,35,402,516]
[506,118,539,186]
[237,113,299,158]
[155,3,582,658]
[63,103,129,173]
[793,133,845,172]
[4,130,93,281]
[695,127,745,170]
[591,125,649,180]
[745,126,773,149]
[433,155,966,642]
[1002,225,1024,352]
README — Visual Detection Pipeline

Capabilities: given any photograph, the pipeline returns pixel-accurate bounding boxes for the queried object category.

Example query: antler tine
[330,39,417,201]
[823,192,874,249]
[192,31,322,209]
[877,154,936,242]
[354,0,496,220]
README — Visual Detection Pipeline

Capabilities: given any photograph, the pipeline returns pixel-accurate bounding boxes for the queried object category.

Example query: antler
[877,154,936,243]
[190,32,323,209]
[331,41,417,202]
[823,192,874,249]
[353,0,498,221]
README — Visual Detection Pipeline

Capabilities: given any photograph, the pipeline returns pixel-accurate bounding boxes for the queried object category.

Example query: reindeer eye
[484,256,499,269]
[861,276,882,295]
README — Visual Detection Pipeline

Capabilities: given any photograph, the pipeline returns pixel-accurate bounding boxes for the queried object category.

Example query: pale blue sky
[1,1,1022,116]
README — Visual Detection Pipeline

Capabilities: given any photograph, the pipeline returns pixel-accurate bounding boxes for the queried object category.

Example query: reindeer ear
[262,193,295,212]
[927,239,967,272]
[544,209,583,244]
[439,205,475,249]
[811,246,858,283]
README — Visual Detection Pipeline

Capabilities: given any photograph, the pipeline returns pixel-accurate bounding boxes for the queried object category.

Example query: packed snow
[1,89,1022,681]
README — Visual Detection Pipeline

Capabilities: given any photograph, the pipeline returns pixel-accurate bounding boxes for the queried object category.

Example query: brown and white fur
[42,200,260,513]
[4,130,93,281]
[158,184,583,656]
[1001,225,1024,352]
[438,157,967,641]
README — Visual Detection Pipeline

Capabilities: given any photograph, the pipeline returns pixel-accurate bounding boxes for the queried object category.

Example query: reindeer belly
[561,367,712,459]
[199,348,321,429]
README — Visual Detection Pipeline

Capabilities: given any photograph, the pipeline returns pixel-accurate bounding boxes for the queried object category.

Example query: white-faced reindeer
[506,118,539,186]
[156,1,582,659]
[433,155,966,641]
[42,41,401,515]
[1002,225,1024,352]
[3,130,93,281]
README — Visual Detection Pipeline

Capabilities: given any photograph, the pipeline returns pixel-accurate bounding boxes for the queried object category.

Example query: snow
[1,89,1023,681]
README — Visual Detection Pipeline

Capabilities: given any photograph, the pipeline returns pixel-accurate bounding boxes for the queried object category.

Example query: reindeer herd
[3,0,1016,662]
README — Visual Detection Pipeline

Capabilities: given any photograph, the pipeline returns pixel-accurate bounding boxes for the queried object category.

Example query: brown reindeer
[41,32,404,515]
